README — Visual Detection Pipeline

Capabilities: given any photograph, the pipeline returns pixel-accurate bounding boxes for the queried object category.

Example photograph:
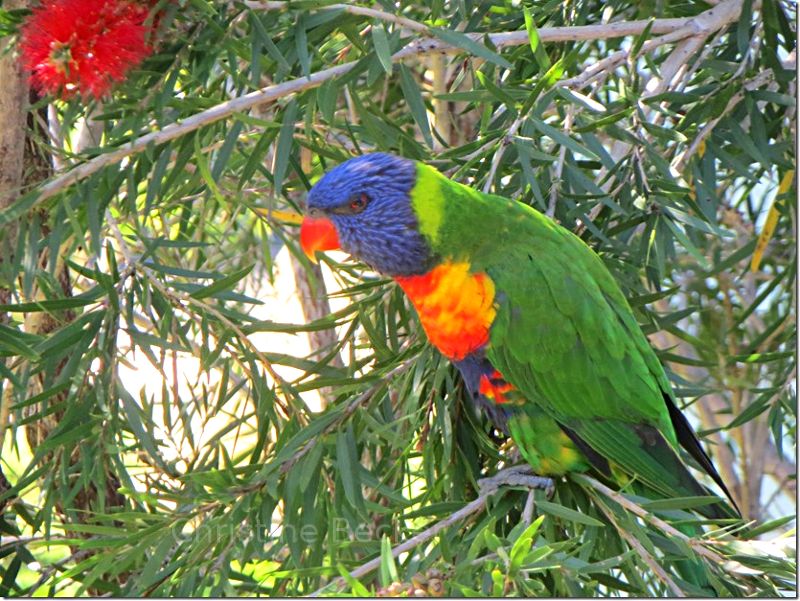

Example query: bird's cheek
[300,215,341,262]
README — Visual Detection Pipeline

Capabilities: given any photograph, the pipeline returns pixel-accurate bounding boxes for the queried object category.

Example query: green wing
[483,206,729,506]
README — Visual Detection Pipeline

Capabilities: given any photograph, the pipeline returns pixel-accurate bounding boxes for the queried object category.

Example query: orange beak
[300,215,340,262]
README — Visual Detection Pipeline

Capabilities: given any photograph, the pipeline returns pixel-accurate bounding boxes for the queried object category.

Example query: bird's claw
[478,465,554,497]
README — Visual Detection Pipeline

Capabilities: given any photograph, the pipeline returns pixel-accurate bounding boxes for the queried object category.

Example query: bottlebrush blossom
[19,0,154,100]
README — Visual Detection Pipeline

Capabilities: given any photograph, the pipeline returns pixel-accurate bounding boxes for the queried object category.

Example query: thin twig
[547,106,574,217]
[593,496,685,597]
[572,474,726,564]
[310,466,553,597]
[245,1,430,34]
[521,490,536,526]
[559,28,696,89]
[482,115,525,193]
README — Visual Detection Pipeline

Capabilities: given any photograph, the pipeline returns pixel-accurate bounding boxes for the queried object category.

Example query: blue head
[302,153,435,277]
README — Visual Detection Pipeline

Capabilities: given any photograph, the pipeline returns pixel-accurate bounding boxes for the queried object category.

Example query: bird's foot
[478,465,554,497]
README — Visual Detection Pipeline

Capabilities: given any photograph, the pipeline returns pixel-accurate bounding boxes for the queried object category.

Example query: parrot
[298,153,739,587]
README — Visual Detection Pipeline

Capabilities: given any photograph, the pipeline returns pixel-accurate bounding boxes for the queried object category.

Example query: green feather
[411,163,737,516]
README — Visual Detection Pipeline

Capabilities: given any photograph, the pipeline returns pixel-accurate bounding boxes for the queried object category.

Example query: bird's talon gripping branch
[478,466,553,496]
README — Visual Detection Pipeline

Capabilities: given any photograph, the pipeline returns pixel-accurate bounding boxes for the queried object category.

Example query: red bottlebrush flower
[19,0,154,100]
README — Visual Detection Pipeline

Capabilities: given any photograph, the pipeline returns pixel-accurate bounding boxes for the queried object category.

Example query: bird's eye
[330,192,370,216]
[349,193,369,213]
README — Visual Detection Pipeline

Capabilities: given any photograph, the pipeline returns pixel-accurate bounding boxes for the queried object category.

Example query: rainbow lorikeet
[299,153,739,522]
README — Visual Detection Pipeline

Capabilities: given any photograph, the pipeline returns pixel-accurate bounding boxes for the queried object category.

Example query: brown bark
[289,147,343,408]
[0,1,28,212]
[0,0,30,500]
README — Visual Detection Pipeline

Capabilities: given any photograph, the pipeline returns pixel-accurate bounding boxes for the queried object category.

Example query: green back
[411,163,722,501]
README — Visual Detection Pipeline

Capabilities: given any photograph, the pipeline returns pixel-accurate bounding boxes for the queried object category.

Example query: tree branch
[644,35,706,98]
[249,1,692,42]
[572,474,727,563]
[310,466,553,597]
[560,0,742,90]
[592,496,686,597]
[10,2,746,217]
[0,0,30,458]
[244,1,430,34]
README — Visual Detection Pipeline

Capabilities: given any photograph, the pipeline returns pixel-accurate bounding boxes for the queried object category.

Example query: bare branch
[547,106,574,217]
[592,496,686,597]
[310,466,553,596]
[13,1,746,216]
[430,53,450,150]
[245,1,430,34]
[573,474,728,564]
[644,35,705,98]
[561,0,743,90]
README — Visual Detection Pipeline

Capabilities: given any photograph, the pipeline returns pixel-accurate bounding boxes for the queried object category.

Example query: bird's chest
[394,261,497,360]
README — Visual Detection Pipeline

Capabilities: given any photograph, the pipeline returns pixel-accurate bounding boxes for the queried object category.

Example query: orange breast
[394,261,496,360]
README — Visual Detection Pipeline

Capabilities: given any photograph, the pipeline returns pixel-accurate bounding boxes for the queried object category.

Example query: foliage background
[0,0,796,596]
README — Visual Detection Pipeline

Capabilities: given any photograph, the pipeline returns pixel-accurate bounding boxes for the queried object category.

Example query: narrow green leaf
[535,500,605,527]
[273,100,298,195]
[523,7,551,69]
[0,294,99,312]
[0,190,40,227]
[336,564,371,596]
[0,324,40,359]
[398,64,433,147]
[336,423,365,513]
[379,535,399,586]
[371,24,393,74]
[212,120,244,180]
[531,119,600,160]
[630,19,655,57]
[249,13,291,71]
[193,134,224,202]
[475,70,518,114]
[430,27,512,69]
[190,264,254,299]
[641,496,725,512]
[743,515,796,538]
